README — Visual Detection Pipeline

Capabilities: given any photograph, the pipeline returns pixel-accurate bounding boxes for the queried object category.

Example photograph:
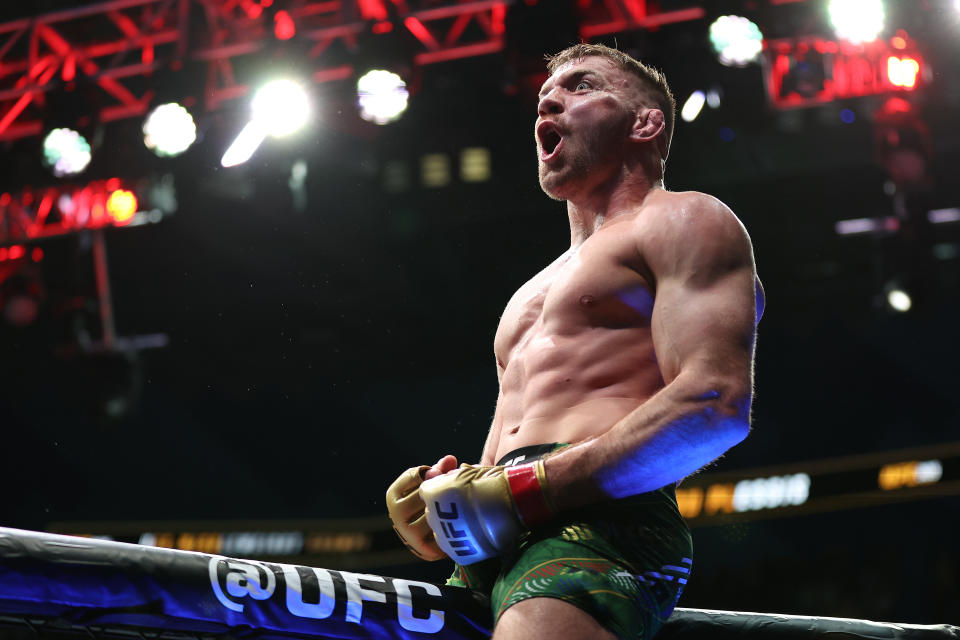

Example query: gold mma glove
[420,461,555,565]
[386,465,446,561]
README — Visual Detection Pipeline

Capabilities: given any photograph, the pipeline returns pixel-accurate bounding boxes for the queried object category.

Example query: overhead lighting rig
[0,0,724,143]
[763,32,927,109]
[0,178,162,247]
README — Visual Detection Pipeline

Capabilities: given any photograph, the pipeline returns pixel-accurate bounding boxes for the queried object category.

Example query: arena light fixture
[886,287,911,312]
[251,79,311,138]
[460,147,491,182]
[143,103,197,157]
[381,160,410,193]
[420,153,450,188]
[221,79,311,168]
[42,128,92,177]
[886,56,920,88]
[706,89,722,109]
[680,91,706,123]
[928,208,960,224]
[708,15,764,67]
[357,69,409,125]
[106,189,138,226]
[274,10,295,40]
[828,0,885,44]
[1,264,43,328]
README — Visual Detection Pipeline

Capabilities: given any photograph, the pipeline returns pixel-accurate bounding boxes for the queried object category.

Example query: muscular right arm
[542,194,759,507]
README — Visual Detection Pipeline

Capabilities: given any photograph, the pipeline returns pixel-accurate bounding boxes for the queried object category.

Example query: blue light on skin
[841,109,855,124]
[618,284,655,317]
[719,127,735,142]
[593,396,752,500]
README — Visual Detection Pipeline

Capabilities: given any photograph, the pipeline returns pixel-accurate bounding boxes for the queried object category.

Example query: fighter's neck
[566,175,664,247]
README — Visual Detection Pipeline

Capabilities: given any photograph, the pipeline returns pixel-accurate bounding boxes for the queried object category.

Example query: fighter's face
[535,56,640,201]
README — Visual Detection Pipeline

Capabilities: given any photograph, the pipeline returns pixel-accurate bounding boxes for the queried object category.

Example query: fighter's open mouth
[542,129,561,155]
[537,121,564,159]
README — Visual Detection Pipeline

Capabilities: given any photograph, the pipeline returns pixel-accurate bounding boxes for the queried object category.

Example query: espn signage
[763,33,926,109]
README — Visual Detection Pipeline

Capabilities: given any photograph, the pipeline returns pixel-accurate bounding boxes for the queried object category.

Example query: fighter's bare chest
[493,234,653,364]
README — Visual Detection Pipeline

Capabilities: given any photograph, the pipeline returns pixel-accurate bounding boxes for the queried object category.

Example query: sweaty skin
[426,57,764,504]
[413,53,764,640]
[486,189,764,466]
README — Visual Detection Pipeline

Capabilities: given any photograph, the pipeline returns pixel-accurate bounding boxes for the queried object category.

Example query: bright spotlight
[886,56,920,88]
[143,103,197,157]
[106,189,138,226]
[828,0,885,44]
[357,69,409,125]
[886,288,911,312]
[681,91,706,123]
[42,128,91,177]
[222,78,311,168]
[252,79,311,138]
[709,15,764,67]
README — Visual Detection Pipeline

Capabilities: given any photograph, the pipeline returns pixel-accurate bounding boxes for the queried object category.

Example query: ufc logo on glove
[421,462,554,565]
[433,502,479,558]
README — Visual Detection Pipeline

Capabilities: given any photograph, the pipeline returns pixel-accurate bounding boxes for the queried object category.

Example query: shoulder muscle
[639,191,754,287]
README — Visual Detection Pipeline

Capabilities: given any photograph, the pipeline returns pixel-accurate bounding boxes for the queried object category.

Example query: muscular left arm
[545,196,760,510]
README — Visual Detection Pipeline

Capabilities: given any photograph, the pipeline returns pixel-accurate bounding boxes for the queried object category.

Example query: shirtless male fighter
[387,43,764,640]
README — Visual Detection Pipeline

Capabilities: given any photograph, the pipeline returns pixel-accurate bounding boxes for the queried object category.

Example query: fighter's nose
[537,93,562,117]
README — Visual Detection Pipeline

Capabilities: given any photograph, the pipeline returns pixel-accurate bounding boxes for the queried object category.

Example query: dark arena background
[0,0,959,635]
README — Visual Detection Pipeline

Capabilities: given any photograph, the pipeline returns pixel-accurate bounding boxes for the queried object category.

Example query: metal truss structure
[0,178,141,244]
[0,0,712,143]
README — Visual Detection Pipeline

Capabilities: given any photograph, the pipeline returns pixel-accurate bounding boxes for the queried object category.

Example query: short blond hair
[546,43,676,159]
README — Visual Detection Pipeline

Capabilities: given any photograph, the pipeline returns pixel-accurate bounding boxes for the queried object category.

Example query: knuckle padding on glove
[395,493,425,522]
[388,466,428,499]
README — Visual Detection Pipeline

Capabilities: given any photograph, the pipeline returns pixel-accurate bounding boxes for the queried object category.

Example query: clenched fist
[386,465,446,561]
[420,460,555,565]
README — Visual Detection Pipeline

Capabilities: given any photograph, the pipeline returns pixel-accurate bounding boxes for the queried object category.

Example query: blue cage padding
[0,527,956,639]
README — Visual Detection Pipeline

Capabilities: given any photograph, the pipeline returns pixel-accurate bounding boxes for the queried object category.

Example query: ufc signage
[208,557,445,633]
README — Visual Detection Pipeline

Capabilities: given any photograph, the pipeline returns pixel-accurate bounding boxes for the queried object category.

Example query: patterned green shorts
[446,444,693,639]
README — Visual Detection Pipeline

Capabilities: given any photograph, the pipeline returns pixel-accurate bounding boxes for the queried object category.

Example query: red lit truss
[0,179,140,247]
[763,33,927,109]
[0,0,718,244]
[0,0,714,143]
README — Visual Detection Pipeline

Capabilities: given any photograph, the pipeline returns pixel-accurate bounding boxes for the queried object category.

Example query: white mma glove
[420,461,556,565]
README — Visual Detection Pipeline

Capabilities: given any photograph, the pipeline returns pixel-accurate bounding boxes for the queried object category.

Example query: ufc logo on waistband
[501,454,526,467]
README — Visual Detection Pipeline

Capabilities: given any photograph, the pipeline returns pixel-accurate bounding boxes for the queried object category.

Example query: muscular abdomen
[494,320,662,461]
[489,222,663,463]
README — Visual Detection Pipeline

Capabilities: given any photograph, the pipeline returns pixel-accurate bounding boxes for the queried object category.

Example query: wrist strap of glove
[505,459,556,527]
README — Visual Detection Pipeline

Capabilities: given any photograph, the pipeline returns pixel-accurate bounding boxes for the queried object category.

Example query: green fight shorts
[446,443,693,639]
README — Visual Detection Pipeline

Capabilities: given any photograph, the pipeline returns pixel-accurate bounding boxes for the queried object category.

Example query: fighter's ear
[631,108,666,155]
